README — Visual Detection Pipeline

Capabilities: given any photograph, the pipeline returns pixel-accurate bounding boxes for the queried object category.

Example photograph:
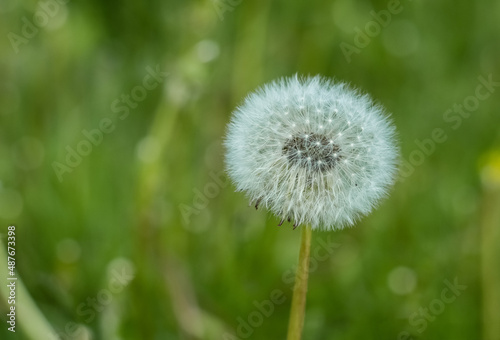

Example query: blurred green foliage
[0,0,499,339]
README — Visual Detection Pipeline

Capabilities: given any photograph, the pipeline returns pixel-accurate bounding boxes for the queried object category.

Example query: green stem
[286,226,312,340]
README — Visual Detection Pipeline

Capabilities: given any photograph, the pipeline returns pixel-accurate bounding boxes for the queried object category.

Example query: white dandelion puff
[224,75,398,230]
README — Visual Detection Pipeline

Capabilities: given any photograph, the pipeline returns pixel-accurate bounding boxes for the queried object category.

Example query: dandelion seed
[224,75,398,230]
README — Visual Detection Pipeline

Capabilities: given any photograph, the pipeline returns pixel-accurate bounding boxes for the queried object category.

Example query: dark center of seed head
[282,133,341,171]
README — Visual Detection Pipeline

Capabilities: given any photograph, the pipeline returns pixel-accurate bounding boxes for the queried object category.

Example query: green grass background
[1,0,499,339]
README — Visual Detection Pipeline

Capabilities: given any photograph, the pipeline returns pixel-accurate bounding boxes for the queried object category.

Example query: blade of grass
[0,237,57,340]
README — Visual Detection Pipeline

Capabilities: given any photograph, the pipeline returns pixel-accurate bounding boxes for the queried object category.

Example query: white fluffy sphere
[225,75,398,230]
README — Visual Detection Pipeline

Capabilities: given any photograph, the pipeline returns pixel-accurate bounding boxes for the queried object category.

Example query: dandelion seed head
[224,75,398,230]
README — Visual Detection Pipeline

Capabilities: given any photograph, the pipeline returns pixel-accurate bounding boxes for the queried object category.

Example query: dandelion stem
[286,226,312,340]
